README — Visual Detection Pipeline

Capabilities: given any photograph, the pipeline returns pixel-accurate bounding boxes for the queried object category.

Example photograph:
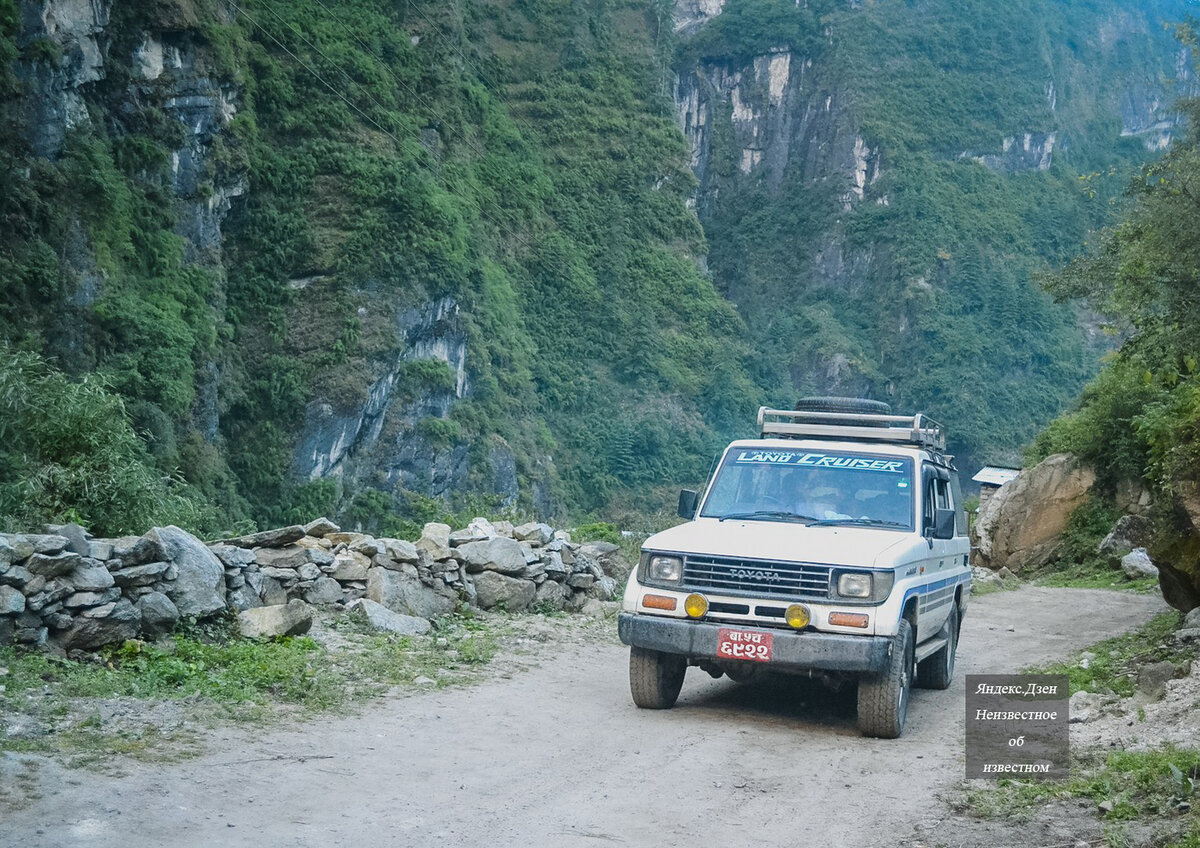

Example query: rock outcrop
[972,454,1095,573]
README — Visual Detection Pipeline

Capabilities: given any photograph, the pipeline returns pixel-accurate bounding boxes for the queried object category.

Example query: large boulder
[237,599,313,638]
[457,537,527,575]
[472,571,536,612]
[1098,514,1154,563]
[146,526,226,617]
[973,454,1095,573]
[1121,548,1159,579]
[366,568,455,620]
[347,598,431,635]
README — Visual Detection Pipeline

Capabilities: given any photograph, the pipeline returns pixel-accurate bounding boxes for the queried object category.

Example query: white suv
[618,398,971,738]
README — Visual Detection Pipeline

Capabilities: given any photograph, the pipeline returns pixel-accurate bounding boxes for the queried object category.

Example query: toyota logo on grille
[730,567,784,583]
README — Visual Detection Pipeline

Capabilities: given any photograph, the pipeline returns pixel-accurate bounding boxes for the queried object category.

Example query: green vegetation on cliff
[1030,73,1200,598]
[685,0,1188,472]
[0,0,1192,534]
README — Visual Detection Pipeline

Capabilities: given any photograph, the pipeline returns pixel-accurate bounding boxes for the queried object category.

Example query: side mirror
[678,489,699,520]
[932,507,957,539]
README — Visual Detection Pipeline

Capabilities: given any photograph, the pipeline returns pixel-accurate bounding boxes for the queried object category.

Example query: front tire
[857,618,914,738]
[629,647,686,709]
[917,605,958,690]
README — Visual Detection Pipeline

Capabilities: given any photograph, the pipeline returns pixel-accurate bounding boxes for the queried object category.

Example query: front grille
[682,555,832,599]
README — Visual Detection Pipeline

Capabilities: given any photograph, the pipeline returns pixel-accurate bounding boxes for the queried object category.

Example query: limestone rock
[472,571,536,612]
[379,538,420,563]
[1137,661,1178,700]
[112,534,165,567]
[304,577,344,605]
[226,525,307,549]
[0,534,34,563]
[25,534,70,555]
[1068,690,1105,723]
[227,584,262,612]
[26,551,82,578]
[493,520,515,538]
[514,522,554,546]
[566,572,595,589]
[1185,607,1200,629]
[417,522,453,561]
[533,579,567,611]
[325,531,369,546]
[110,560,171,587]
[347,598,431,635]
[331,552,370,582]
[1098,514,1153,562]
[303,517,340,538]
[63,588,120,608]
[86,540,114,561]
[238,600,313,638]
[208,544,257,570]
[259,576,288,606]
[449,527,489,546]
[255,546,314,570]
[973,454,1095,573]
[457,537,527,575]
[147,526,226,617]
[349,537,381,558]
[366,568,455,620]
[136,592,180,636]
[1121,548,1158,579]
[0,585,25,614]
[59,599,140,650]
[67,561,115,592]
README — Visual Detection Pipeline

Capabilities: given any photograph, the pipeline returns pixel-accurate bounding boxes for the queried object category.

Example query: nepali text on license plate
[716,627,773,663]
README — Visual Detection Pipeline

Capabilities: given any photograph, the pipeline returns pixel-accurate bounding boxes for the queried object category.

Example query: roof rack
[756,407,946,451]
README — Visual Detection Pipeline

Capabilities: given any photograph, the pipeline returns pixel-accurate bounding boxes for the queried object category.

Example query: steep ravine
[673,0,1197,472]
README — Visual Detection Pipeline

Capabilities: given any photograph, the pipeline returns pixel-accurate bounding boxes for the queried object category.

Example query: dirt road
[2,587,1165,848]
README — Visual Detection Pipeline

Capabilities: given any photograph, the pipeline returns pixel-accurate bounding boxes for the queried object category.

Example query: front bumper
[618,613,891,674]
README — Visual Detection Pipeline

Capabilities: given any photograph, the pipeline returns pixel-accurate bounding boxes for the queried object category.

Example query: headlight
[837,572,872,598]
[645,554,683,583]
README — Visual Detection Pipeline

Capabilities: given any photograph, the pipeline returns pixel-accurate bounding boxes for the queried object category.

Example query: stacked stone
[0,524,226,652]
[0,515,632,651]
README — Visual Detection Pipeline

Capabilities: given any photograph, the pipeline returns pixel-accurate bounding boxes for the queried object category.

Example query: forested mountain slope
[0,0,1192,534]
[677,0,1195,473]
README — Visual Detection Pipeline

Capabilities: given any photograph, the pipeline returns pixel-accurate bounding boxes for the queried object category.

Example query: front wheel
[857,618,914,738]
[629,647,686,709]
[917,605,958,690]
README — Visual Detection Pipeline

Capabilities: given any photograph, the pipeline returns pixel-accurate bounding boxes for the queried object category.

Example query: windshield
[699,447,915,529]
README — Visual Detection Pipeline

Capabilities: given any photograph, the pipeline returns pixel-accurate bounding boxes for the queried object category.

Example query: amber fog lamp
[785,604,811,630]
[683,593,709,618]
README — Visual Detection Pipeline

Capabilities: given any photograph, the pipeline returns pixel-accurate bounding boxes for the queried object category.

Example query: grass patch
[0,611,508,770]
[1034,569,1160,592]
[966,747,1200,828]
[1023,611,1188,697]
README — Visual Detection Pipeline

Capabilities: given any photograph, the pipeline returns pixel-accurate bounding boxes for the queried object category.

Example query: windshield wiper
[807,517,909,528]
[717,510,818,523]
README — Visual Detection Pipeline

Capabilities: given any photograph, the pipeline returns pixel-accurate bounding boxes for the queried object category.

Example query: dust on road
[1,587,1165,848]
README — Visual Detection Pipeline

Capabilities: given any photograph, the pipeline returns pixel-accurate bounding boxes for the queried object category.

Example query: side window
[935,478,951,510]
[923,478,937,527]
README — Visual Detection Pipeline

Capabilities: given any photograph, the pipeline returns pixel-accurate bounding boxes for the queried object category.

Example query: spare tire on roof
[795,396,892,415]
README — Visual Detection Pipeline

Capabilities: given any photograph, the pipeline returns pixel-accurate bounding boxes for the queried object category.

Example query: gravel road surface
[2,586,1165,848]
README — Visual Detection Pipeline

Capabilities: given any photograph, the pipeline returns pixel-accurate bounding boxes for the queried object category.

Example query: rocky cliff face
[671,0,1197,470]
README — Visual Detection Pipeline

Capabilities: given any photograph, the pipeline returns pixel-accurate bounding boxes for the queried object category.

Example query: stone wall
[0,518,630,653]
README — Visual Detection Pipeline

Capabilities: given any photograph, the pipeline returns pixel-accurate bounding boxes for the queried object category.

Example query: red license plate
[716,627,773,663]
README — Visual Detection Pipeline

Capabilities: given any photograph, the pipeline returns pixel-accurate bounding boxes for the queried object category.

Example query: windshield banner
[733,450,906,474]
